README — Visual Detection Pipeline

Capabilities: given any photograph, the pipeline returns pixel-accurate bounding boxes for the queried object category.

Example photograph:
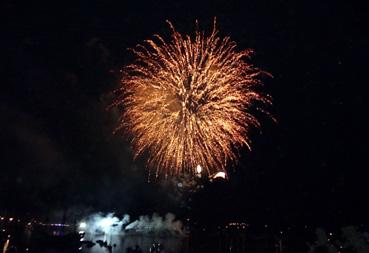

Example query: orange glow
[113,19,271,177]
[213,171,226,179]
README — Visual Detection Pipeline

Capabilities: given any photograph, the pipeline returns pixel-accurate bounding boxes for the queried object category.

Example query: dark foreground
[1,216,368,253]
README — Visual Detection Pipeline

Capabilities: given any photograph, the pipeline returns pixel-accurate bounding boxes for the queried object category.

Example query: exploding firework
[112,19,271,177]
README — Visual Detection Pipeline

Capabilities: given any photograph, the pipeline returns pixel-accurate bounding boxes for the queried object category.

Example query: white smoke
[79,212,130,235]
[78,212,185,237]
[341,226,369,253]
[308,228,338,253]
[77,212,186,253]
[308,226,369,253]
[125,213,185,235]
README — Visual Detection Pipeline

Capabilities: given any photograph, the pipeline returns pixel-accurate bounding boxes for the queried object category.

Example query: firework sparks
[112,19,271,177]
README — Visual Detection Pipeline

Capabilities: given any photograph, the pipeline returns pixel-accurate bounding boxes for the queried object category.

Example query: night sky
[1,1,368,226]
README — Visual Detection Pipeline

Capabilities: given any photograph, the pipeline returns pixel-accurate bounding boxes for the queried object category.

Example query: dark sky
[1,0,368,225]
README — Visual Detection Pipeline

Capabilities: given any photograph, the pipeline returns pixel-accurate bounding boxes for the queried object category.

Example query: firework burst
[112,19,271,177]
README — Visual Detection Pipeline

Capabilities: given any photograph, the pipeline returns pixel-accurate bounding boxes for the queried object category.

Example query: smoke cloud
[77,212,186,252]
[80,212,130,235]
[78,212,185,237]
[125,213,185,235]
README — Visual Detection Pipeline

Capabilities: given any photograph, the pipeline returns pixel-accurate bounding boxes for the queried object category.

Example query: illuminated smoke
[125,213,184,235]
[79,213,130,235]
[78,212,184,236]
[77,212,186,252]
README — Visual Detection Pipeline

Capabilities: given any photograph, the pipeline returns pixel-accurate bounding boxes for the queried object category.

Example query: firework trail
[112,19,271,177]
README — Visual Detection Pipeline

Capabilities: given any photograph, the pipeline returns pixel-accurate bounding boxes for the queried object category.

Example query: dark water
[6,220,363,253]
[1,226,281,253]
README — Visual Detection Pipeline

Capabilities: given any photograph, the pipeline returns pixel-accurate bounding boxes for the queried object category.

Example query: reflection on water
[81,232,188,253]
[0,221,188,253]
[8,216,364,253]
[1,235,187,253]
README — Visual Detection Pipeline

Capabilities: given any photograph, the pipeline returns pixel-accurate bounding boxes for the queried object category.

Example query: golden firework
[113,19,271,177]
